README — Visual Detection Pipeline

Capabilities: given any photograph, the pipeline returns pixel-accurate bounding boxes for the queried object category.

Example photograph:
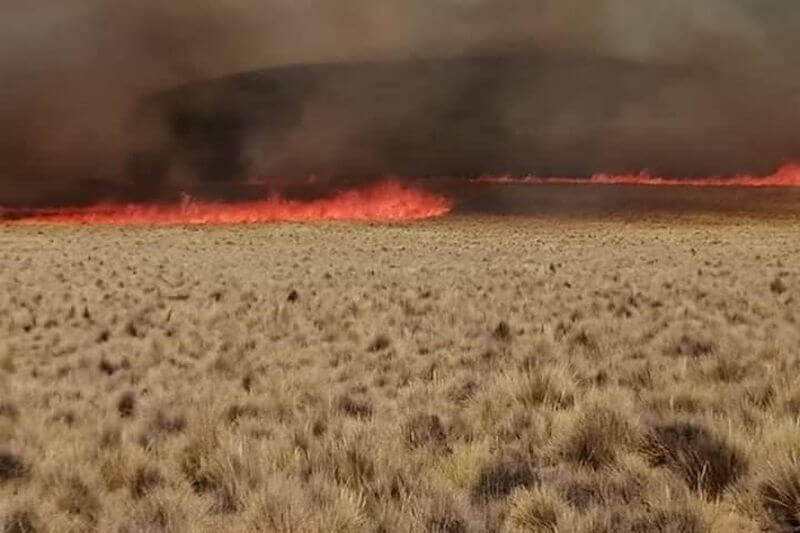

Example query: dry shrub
[207,438,266,516]
[3,509,42,533]
[327,439,376,491]
[211,482,242,515]
[224,403,261,425]
[56,475,101,526]
[368,334,392,352]
[404,413,448,451]
[493,321,513,342]
[638,421,747,499]
[757,463,800,532]
[247,475,368,532]
[619,360,655,392]
[568,328,600,355]
[0,452,27,483]
[472,458,537,502]
[336,395,373,420]
[666,333,717,358]
[180,441,218,494]
[179,434,255,515]
[0,355,15,375]
[510,368,575,410]
[436,442,490,493]
[241,373,255,393]
[630,508,707,533]
[709,355,748,384]
[559,471,644,511]
[496,409,552,449]
[246,481,306,531]
[117,392,136,418]
[0,402,19,423]
[99,426,122,450]
[744,382,777,409]
[507,486,563,532]
[311,417,328,437]
[424,496,469,533]
[648,392,704,416]
[138,409,188,450]
[120,493,189,533]
[152,410,187,435]
[561,408,634,470]
[588,506,707,533]
[0,353,17,375]
[99,450,128,492]
[130,466,164,499]
[448,380,478,406]
[98,358,116,375]
[771,277,788,295]
[49,410,76,427]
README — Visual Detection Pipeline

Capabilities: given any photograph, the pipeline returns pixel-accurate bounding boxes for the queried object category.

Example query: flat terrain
[1,202,800,531]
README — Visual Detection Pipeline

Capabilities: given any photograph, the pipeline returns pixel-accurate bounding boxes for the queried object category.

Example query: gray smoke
[1,1,798,206]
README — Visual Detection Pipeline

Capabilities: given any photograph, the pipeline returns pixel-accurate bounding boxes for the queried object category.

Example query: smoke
[0,1,262,205]
[1,1,799,206]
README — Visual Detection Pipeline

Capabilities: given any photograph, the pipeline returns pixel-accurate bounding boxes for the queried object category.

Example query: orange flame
[6,180,452,226]
[475,163,800,187]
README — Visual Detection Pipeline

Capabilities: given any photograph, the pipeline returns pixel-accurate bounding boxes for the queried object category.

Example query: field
[1,188,800,532]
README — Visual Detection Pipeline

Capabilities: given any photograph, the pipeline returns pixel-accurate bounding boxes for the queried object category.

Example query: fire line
[474,163,800,187]
[3,181,453,226]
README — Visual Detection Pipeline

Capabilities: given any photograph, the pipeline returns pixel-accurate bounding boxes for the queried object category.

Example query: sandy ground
[1,210,800,531]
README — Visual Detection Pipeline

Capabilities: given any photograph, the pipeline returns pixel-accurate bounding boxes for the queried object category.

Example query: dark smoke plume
[1,1,799,207]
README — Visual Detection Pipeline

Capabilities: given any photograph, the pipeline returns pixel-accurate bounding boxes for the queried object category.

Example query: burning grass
[2,180,452,226]
[0,213,799,531]
[475,162,800,187]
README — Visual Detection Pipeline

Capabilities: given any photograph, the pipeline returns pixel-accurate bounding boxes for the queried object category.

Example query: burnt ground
[3,182,799,223]
[450,182,800,218]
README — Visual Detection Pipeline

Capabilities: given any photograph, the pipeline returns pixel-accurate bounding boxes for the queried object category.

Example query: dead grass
[0,215,798,531]
[758,465,800,531]
[3,509,41,533]
[560,407,634,470]
[638,420,748,499]
[0,452,27,484]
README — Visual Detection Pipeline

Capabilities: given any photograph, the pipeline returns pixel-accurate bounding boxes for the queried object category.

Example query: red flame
[6,180,452,226]
[475,163,800,187]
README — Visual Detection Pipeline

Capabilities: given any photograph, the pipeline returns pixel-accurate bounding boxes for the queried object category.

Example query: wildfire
[475,163,800,187]
[4,180,452,226]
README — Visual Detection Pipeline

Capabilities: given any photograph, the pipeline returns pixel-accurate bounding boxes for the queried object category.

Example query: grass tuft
[368,334,392,353]
[638,421,747,499]
[336,395,373,420]
[561,407,634,470]
[130,466,164,499]
[757,463,800,531]
[508,487,563,532]
[56,475,101,526]
[472,458,537,502]
[117,391,136,418]
[3,510,40,533]
[0,402,19,422]
[0,452,27,483]
[493,321,513,342]
[404,413,448,450]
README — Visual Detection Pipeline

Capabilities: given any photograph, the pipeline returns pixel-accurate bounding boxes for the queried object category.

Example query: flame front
[475,163,800,187]
[7,180,452,226]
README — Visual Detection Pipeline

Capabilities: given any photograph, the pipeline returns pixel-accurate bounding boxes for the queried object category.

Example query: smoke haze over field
[1,1,800,205]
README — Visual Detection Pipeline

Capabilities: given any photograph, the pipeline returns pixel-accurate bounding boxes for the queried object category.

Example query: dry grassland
[1,215,800,532]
